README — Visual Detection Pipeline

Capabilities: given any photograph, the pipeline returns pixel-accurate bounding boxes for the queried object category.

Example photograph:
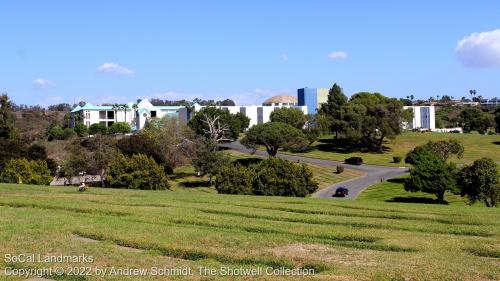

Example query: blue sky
[1,0,499,106]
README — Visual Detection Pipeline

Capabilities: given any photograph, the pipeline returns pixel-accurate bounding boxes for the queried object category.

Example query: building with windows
[70,99,188,131]
[402,105,436,130]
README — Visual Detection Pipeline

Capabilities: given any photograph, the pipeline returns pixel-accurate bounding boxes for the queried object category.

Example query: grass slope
[0,183,498,280]
[284,132,500,166]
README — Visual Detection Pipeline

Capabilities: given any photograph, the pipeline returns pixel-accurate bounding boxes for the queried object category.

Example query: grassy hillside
[0,183,498,280]
[284,132,500,166]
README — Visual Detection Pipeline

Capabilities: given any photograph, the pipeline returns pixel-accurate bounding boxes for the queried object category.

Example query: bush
[252,157,318,197]
[215,164,254,195]
[62,128,75,139]
[73,124,88,137]
[193,139,231,183]
[0,158,52,185]
[107,154,169,190]
[47,125,74,141]
[345,157,363,165]
[393,156,402,163]
[89,123,107,135]
[458,158,499,207]
[108,122,131,134]
[336,165,344,174]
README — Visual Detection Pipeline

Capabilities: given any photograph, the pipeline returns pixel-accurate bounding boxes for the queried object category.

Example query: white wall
[403,105,436,130]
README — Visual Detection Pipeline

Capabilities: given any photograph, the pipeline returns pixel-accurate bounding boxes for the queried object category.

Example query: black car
[345,157,363,165]
[333,187,349,197]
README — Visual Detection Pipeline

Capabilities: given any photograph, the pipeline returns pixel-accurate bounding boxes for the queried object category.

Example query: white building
[403,105,435,130]
[70,99,188,131]
[193,95,308,127]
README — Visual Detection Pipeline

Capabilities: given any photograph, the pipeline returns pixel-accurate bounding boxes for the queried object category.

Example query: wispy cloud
[96,62,135,75]
[327,51,348,60]
[281,53,289,61]
[456,29,500,68]
[33,78,54,89]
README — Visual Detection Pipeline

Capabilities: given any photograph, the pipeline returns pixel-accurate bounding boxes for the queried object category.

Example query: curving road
[221,142,409,199]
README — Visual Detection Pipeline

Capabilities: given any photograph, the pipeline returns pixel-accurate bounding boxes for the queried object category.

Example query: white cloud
[327,51,348,60]
[456,29,500,68]
[281,53,289,61]
[33,78,54,89]
[96,62,135,75]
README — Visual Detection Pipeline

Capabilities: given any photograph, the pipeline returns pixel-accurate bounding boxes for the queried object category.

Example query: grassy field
[284,132,500,167]
[0,182,498,281]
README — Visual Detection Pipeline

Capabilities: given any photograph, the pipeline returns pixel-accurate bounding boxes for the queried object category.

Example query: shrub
[215,164,254,195]
[458,158,499,207]
[107,154,169,190]
[393,156,402,163]
[89,123,107,135]
[193,139,231,184]
[73,124,88,137]
[336,165,344,174]
[252,157,318,197]
[108,122,131,134]
[0,158,52,185]
[62,128,76,139]
[345,157,363,165]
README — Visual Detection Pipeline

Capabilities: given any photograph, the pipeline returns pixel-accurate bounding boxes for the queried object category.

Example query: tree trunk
[437,191,445,204]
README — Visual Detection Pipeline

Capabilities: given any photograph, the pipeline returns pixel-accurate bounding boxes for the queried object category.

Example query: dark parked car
[333,187,349,197]
[345,157,363,165]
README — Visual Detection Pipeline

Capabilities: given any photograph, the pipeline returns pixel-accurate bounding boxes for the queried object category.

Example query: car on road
[345,157,363,165]
[333,187,349,197]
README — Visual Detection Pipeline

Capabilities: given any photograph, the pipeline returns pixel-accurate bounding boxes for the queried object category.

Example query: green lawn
[283,132,500,167]
[0,182,498,280]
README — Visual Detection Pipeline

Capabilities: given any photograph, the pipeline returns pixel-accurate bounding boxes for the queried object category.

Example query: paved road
[221,142,409,199]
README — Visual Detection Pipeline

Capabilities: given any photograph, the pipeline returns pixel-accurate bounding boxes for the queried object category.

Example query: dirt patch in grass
[270,243,378,267]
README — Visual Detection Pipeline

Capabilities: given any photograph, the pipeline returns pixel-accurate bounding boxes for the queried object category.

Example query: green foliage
[404,150,459,203]
[393,156,402,163]
[458,158,499,207]
[107,154,169,190]
[252,157,318,197]
[495,111,500,133]
[0,158,52,185]
[405,139,463,164]
[348,92,412,151]
[459,107,492,134]
[118,118,195,174]
[233,112,250,133]
[241,122,309,156]
[0,94,15,139]
[215,164,254,195]
[193,139,231,183]
[73,123,88,137]
[270,107,306,129]
[108,122,131,134]
[88,123,108,135]
[188,107,244,142]
[59,142,90,179]
[319,84,348,138]
[0,140,53,173]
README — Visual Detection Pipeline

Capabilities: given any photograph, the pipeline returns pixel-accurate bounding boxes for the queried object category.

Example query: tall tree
[319,83,348,139]
[269,107,306,129]
[241,122,308,156]
[188,107,246,143]
[348,92,412,152]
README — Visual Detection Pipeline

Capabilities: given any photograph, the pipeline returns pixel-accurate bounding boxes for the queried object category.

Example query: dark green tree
[347,92,412,151]
[458,158,499,207]
[108,122,132,134]
[495,110,500,133]
[319,83,348,139]
[0,94,15,139]
[459,107,492,134]
[405,140,464,164]
[404,149,459,203]
[241,122,309,156]
[73,124,88,137]
[269,107,306,129]
[233,112,250,133]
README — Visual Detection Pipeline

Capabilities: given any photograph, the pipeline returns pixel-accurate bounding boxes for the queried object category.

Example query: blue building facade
[297,87,329,114]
